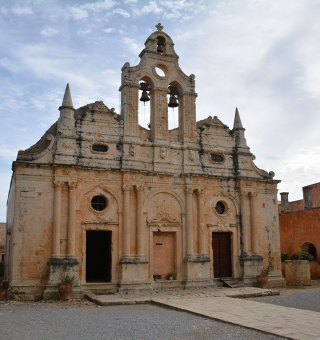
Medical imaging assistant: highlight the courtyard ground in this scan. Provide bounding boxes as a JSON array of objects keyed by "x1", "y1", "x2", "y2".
[{"x1": 1, "y1": 285, "x2": 320, "y2": 340}]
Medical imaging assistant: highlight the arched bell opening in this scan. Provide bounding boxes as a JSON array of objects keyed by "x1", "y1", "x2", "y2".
[
  {"x1": 156, "y1": 36, "x2": 166, "y2": 54},
  {"x1": 167, "y1": 81, "x2": 182, "y2": 130},
  {"x1": 138, "y1": 78, "x2": 153, "y2": 130}
]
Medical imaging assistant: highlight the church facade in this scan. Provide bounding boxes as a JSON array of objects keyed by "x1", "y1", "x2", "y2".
[{"x1": 5, "y1": 25, "x2": 284, "y2": 300}]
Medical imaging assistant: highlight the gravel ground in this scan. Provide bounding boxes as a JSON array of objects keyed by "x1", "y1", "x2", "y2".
[
  {"x1": 0, "y1": 302, "x2": 285, "y2": 340},
  {"x1": 248, "y1": 285, "x2": 320, "y2": 312}
]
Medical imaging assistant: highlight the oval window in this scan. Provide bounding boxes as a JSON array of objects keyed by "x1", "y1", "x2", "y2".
[
  {"x1": 91, "y1": 196, "x2": 107, "y2": 211},
  {"x1": 211, "y1": 154, "x2": 223, "y2": 163},
  {"x1": 92, "y1": 144, "x2": 108, "y2": 152},
  {"x1": 215, "y1": 201, "x2": 225, "y2": 215}
]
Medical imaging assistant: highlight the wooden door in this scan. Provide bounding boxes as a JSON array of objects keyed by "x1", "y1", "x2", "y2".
[
  {"x1": 153, "y1": 232, "x2": 175, "y2": 279},
  {"x1": 212, "y1": 232, "x2": 232, "y2": 277}
]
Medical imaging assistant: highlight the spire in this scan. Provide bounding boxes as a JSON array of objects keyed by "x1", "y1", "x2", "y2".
[
  {"x1": 233, "y1": 107, "x2": 244, "y2": 130},
  {"x1": 61, "y1": 83, "x2": 73, "y2": 108}
]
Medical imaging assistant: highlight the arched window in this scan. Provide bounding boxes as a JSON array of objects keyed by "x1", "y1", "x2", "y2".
[
  {"x1": 167, "y1": 83, "x2": 180, "y2": 130},
  {"x1": 157, "y1": 37, "x2": 165, "y2": 54}
]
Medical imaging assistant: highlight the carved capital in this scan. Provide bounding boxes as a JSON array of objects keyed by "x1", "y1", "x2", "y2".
[
  {"x1": 68, "y1": 182, "x2": 78, "y2": 189},
  {"x1": 135, "y1": 185, "x2": 144, "y2": 192},
  {"x1": 185, "y1": 188, "x2": 194, "y2": 195},
  {"x1": 197, "y1": 189, "x2": 205, "y2": 195},
  {"x1": 123, "y1": 185, "x2": 132, "y2": 191},
  {"x1": 249, "y1": 192, "x2": 258, "y2": 198},
  {"x1": 240, "y1": 191, "x2": 249, "y2": 199},
  {"x1": 54, "y1": 181, "x2": 64, "y2": 188}
]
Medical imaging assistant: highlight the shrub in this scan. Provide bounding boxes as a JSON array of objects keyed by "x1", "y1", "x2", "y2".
[
  {"x1": 260, "y1": 266, "x2": 271, "y2": 276},
  {"x1": 59, "y1": 273, "x2": 76, "y2": 284},
  {"x1": 281, "y1": 253, "x2": 290, "y2": 262},
  {"x1": 290, "y1": 254, "x2": 299, "y2": 260},
  {"x1": 300, "y1": 251, "x2": 314, "y2": 262}
]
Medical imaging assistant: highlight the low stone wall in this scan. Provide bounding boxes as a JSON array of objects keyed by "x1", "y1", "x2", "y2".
[{"x1": 285, "y1": 260, "x2": 311, "y2": 286}]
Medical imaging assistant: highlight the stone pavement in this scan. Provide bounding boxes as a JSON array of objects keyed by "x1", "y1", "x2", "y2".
[{"x1": 87, "y1": 287, "x2": 320, "y2": 340}]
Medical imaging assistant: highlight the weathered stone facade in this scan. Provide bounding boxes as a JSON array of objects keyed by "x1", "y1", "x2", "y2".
[{"x1": 5, "y1": 25, "x2": 283, "y2": 300}]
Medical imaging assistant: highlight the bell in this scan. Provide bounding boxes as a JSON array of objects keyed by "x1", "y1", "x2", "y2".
[
  {"x1": 140, "y1": 90, "x2": 150, "y2": 102},
  {"x1": 168, "y1": 95, "x2": 179, "y2": 108},
  {"x1": 157, "y1": 43, "x2": 163, "y2": 53}
]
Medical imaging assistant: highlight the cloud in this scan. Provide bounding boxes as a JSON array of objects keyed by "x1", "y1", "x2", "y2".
[
  {"x1": 41, "y1": 28, "x2": 59, "y2": 37},
  {"x1": 103, "y1": 28, "x2": 115, "y2": 33},
  {"x1": 133, "y1": 1, "x2": 163, "y2": 15},
  {"x1": 11, "y1": 6, "x2": 34, "y2": 16},
  {"x1": 122, "y1": 37, "x2": 142, "y2": 54},
  {"x1": 113, "y1": 8, "x2": 130, "y2": 18},
  {"x1": 69, "y1": 7, "x2": 89, "y2": 20},
  {"x1": 68, "y1": 0, "x2": 116, "y2": 19},
  {"x1": 77, "y1": 29, "x2": 92, "y2": 35}
]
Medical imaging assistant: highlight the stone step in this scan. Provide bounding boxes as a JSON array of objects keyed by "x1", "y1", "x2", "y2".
[{"x1": 220, "y1": 278, "x2": 247, "y2": 288}]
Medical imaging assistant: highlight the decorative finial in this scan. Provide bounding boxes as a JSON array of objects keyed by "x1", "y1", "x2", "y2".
[{"x1": 156, "y1": 23, "x2": 163, "y2": 32}]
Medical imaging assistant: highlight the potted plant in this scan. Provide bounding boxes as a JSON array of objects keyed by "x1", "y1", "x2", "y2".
[
  {"x1": 153, "y1": 274, "x2": 162, "y2": 282},
  {"x1": 58, "y1": 273, "x2": 76, "y2": 301},
  {"x1": 285, "y1": 246, "x2": 311, "y2": 286},
  {"x1": 0, "y1": 283, "x2": 6, "y2": 301},
  {"x1": 166, "y1": 274, "x2": 175, "y2": 281},
  {"x1": 256, "y1": 266, "x2": 271, "y2": 289}
]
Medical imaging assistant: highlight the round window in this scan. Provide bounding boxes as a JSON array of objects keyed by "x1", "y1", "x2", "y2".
[
  {"x1": 215, "y1": 201, "x2": 225, "y2": 215},
  {"x1": 91, "y1": 195, "x2": 107, "y2": 211}
]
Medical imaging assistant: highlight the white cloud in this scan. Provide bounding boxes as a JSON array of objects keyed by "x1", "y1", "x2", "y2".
[
  {"x1": 113, "y1": 8, "x2": 130, "y2": 18},
  {"x1": 103, "y1": 28, "x2": 115, "y2": 33},
  {"x1": 69, "y1": 7, "x2": 89, "y2": 20},
  {"x1": 122, "y1": 37, "x2": 142, "y2": 54},
  {"x1": 77, "y1": 29, "x2": 92, "y2": 35},
  {"x1": 102, "y1": 69, "x2": 115, "y2": 74},
  {"x1": 41, "y1": 28, "x2": 59, "y2": 37},
  {"x1": 134, "y1": 1, "x2": 163, "y2": 15},
  {"x1": 81, "y1": 0, "x2": 115, "y2": 12},
  {"x1": 11, "y1": 6, "x2": 34, "y2": 16}
]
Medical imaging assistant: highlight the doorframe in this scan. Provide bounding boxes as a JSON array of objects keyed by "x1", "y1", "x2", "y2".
[
  {"x1": 207, "y1": 224, "x2": 240, "y2": 278},
  {"x1": 80, "y1": 221, "x2": 119, "y2": 284},
  {"x1": 148, "y1": 224, "x2": 182, "y2": 281}
]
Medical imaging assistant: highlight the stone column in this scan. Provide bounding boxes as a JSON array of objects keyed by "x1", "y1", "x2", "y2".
[
  {"x1": 185, "y1": 188, "x2": 194, "y2": 257},
  {"x1": 136, "y1": 185, "x2": 144, "y2": 258},
  {"x1": 240, "y1": 192, "x2": 250, "y2": 254},
  {"x1": 67, "y1": 182, "x2": 78, "y2": 258},
  {"x1": 122, "y1": 185, "x2": 132, "y2": 258},
  {"x1": 250, "y1": 192, "x2": 259, "y2": 255},
  {"x1": 197, "y1": 189, "x2": 205, "y2": 256},
  {"x1": 280, "y1": 192, "x2": 290, "y2": 213},
  {"x1": 52, "y1": 181, "x2": 64, "y2": 257}
]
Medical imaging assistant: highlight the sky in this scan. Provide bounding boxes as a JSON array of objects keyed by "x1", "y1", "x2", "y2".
[{"x1": 0, "y1": 0, "x2": 320, "y2": 221}]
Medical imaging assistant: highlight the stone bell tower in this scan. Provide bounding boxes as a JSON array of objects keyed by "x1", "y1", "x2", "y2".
[{"x1": 120, "y1": 23, "x2": 197, "y2": 143}]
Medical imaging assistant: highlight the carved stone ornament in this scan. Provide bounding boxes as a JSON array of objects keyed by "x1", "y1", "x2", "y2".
[
  {"x1": 189, "y1": 150, "x2": 195, "y2": 161},
  {"x1": 129, "y1": 144, "x2": 136, "y2": 157},
  {"x1": 160, "y1": 147, "x2": 166, "y2": 159},
  {"x1": 147, "y1": 211, "x2": 181, "y2": 224},
  {"x1": 88, "y1": 101, "x2": 110, "y2": 111}
]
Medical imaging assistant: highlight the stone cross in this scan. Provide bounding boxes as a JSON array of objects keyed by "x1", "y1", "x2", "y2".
[{"x1": 156, "y1": 23, "x2": 163, "y2": 32}]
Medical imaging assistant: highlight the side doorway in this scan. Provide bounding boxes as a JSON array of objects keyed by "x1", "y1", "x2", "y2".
[{"x1": 212, "y1": 232, "x2": 232, "y2": 278}]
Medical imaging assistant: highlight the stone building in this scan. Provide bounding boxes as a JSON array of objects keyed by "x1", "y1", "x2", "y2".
[
  {"x1": 279, "y1": 184, "x2": 320, "y2": 277},
  {"x1": 5, "y1": 24, "x2": 283, "y2": 300}
]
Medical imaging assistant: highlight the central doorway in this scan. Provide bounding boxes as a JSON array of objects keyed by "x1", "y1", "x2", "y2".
[
  {"x1": 86, "y1": 230, "x2": 112, "y2": 283},
  {"x1": 153, "y1": 232, "x2": 175, "y2": 279},
  {"x1": 212, "y1": 232, "x2": 232, "y2": 277}
]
